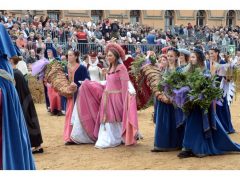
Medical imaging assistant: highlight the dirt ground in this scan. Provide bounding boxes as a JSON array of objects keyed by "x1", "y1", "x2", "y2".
[{"x1": 34, "y1": 97, "x2": 240, "y2": 170}]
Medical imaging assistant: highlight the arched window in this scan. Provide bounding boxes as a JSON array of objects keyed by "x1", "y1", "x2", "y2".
[
  {"x1": 165, "y1": 10, "x2": 174, "y2": 31},
  {"x1": 91, "y1": 10, "x2": 104, "y2": 24},
  {"x1": 130, "y1": 10, "x2": 141, "y2": 24},
  {"x1": 226, "y1": 10, "x2": 236, "y2": 27},
  {"x1": 47, "y1": 10, "x2": 60, "y2": 21},
  {"x1": 196, "y1": 10, "x2": 206, "y2": 27}
]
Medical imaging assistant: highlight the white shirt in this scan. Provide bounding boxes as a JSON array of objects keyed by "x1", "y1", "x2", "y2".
[
  {"x1": 88, "y1": 59, "x2": 103, "y2": 82},
  {"x1": 16, "y1": 60, "x2": 29, "y2": 76}
]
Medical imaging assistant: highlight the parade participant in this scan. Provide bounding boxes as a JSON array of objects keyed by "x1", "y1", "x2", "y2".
[
  {"x1": 209, "y1": 47, "x2": 235, "y2": 134},
  {"x1": 151, "y1": 47, "x2": 184, "y2": 152},
  {"x1": 70, "y1": 43, "x2": 139, "y2": 148},
  {"x1": 0, "y1": 23, "x2": 35, "y2": 170},
  {"x1": 64, "y1": 49, "x2": 90, "y2": 145},
  {"x1": 157, "y1": 54, "x2": 168, "y2": 70},
  {"x1": 178, "y1": 48, "x2": 240, "y2": 158},
  {"x1": 10, "y1": 56, "x2": 44, "y2": 154},
  {"x1": 44, "y1": 47, "x2": 62, "y2": 116},
  {"x1": 86, "y1": 51, "x2": 104, "y2": 82},
  {"x1": 177, "y1": 48, "x2": 190, "y2": 72}
]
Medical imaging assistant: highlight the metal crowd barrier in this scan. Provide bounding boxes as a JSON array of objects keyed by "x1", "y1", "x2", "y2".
[{"x1": 23, "y1": 42, "x2": 239, "y2": 58}]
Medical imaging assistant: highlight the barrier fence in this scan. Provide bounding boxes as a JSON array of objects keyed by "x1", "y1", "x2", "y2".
[{"x1": 22, "y1": 42, "x2": 239, "y2": 58}]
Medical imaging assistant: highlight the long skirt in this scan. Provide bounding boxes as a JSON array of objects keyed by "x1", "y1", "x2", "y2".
[
  {"x1": 216, "y1": 96, "x2": 235, "y2": 134},
  {"x1": 183, "y1": 106, "x2": 240, "y2": 157},
  {"x1": 153, "y1": 100, "x2": 184, "y2": 151}
]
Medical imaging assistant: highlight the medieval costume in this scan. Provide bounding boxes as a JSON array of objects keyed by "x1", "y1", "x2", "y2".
[
  {"x1": 70, "y1": 43, "x2": 139, "y2": 148},
  {"x1": 84, "y1": 51, "x2": 104, "y2": 82},
  {"x1": 64, "y1": 63, "x2": 90, "y2": 144},
  {"x1": 215, "y1": 58, "x2": 235, "y2": 134},
  {"x1": 0, "y1": 24, "x2": 35, "y2": 170},
  {"x1": 152, "y1": 48, "x2": 184, "y2": 152},
  {"x1": 179, "y1": 48, "x2": 240, "y2": 158},
  {"x1": 44, "y1": 47, "x2": 62, "y2": 115},
  {"x1": 13, "y1": 68, "x2": 43, "y2": 153}
]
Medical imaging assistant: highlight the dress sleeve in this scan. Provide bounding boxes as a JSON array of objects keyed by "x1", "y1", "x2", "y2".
[{"x1": 117, "y1": 64, "x2": 130, "y2": 102}]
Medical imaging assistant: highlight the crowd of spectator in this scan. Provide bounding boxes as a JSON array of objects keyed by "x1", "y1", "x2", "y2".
[{"x1": 1, "y1": 11, "x2": 240, "y2": 65}]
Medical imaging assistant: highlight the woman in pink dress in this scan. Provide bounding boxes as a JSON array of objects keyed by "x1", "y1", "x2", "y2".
[
  {"x1": 64, "y1": 49, "x2": 90, "y2": 145},
  {"x1": 71, "y1": 43, "x2": 139, "y2": 148}
]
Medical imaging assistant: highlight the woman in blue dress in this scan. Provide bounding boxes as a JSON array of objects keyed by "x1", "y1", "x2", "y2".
[
  {"x1": 209, "y1": 48, "x2": 235, "y2": 134},
  {"x1": 178, "y1": 48, "x2": 240, "y2": 158},
  {"x1": 151, "y1": 47, "x2": 184, "y2": 152},
  {"x1": 176, "y1": 48, "x2": 190, "y2": 72},
  {"x1": 0, "y1": 23, "x2": 35, "y2": 170}
]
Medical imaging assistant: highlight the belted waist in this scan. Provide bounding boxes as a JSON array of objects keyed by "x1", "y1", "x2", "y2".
[{"x1": 103, "y1": 90, "x2": 122, "y2": 94}]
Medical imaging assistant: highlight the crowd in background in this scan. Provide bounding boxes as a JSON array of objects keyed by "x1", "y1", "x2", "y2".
[{"x1": 1, "y1": 11, "x2": 240, "y2": 65}]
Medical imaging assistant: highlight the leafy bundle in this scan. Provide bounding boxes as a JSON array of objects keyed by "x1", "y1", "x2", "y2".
[{"x1": 158, "y1": 68, "x2": 223, "y2": 114}]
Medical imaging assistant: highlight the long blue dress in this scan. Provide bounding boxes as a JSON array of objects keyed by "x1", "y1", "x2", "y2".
[
  {"x1": 183, "y1": 105, "x2": 240, "y2": 157},
  {"x1": 0, "y1": 24, "x2": 35, "y2": 170},
  {"x1": 153, "y1": 100, "x2": 184, "y2": 151},
  {"x1": 153, "y1": 68, "x2": 185, "y2": 151},
  {"x1": 215, "y1": 59, "x2": 235, "y2": 134}
]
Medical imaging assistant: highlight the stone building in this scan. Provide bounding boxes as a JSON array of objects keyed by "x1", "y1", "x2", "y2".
[{"x1": 2, "y1": 10, "x2": 240, "y2": 29}]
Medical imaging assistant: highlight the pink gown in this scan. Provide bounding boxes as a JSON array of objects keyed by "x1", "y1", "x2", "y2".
[
  {"x1": 64, "y1": 64, "x2": 80, "y2": 142},
  {"x1": 75, "y1": 64, "x2": 138, "y2": 148},
  {"x1": 47, "y1": 85, "x2": 61, "y2": 113}
]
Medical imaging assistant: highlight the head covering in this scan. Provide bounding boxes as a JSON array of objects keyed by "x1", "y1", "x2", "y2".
[
  {"x1": 89, "y1": 51, "x2": 98, "y2": 58},
  {"x1": 44, "y1": 46, "x2": 58, "y2": 59},
  {"x1": 178, "y1": 48, "x2": 191, "y2": 56},
  {"x1": 193, "y1": 47, "x2": 205, "y2": 61},
  {"x1": 0, "y1": 23, "x2": 17, "y2": 75},
  {"x1": 105, "y1": 43, "x2": 125, "y2": 61},
  {"x1": 161, "y1": 46, "x2": 171, "y2": 54}
]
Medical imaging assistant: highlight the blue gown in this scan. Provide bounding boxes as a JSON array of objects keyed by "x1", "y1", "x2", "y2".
[
  {"x1": 183, "y1": 105, "x2": 240, "y2": 157},
  {"x1": 0, "y1": 24, "x2": 35, "y2": 170},
  {"x1": 153, "y1": 100, "x2": 184, "y2": 151},
  {"x1": 216, "y1": 59, "x2": 235, "y2": 134},
  {"x1": 153, "y1": 67, "x2": 185, "y2": 151}
]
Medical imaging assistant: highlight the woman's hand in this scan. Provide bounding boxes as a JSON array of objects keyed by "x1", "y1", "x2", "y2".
[
  {"x1": 101, "y1": 68, "x2": 108, "y2": 76},
  {"x1": 69, "y1": 82, "x2": 77, "y2": 91}
]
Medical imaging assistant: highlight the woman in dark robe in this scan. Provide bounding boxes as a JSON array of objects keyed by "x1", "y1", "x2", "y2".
[{"x1": 10, "y1": 57, "x2": 44, "y2": 154}]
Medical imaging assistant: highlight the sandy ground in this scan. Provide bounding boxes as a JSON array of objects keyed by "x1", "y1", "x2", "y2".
[{"x1": 34, "y1": 97, "x2": 240, "y2": 170}]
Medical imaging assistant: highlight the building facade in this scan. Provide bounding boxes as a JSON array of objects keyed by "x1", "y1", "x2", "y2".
[{"x1": 3, "y1": 10, "x2": 240, "y2": 29}]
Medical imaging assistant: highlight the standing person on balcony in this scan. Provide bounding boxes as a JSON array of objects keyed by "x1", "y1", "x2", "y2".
[
  {"x1": 26, "y1": 49, "x2": 37, "y2": 65},
  {"x1": 110, "y1": 19, "x2": 120, "y2": 39},
  {"x1": 36, "y1": 34, "x2": 46, "y2": 50},
  {"x1": 76, "y1": 25, "x2": 88, "y2": 55},
  {"x1": 147, "y1": 30, "x2": 156, "y2": 45},
  {"x1": 102, "y1": 18, "x2": 111, "y2": 37},
  {"x1": 94, "y1": 26, "x2": 103, "y2": 40},
  {"x1": 16, "y1": 32, "x2": 27, "y2": 49}
]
